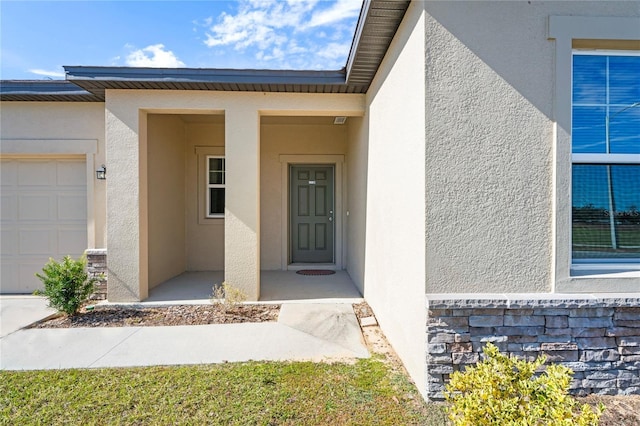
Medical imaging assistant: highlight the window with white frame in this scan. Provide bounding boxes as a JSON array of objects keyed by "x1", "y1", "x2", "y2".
[
  {"x1": 206, "y1": 156, "x2": 225, "y2": 217},
  {"x1": 571, "y1": 52, "x2": 640, "y2": 268}
]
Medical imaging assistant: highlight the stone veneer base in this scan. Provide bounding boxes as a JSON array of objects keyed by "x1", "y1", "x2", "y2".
[
  {"x1": 85, "y1": 249, "x2": 107, "y2": 300},
  {"x1": 426, "y1": 294, "x2": 640, "y2": 400}
]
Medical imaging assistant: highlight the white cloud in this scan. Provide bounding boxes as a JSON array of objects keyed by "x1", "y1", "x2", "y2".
[
  {"x1": 28, "y1": 68, "x2": 65, "y2": 78},
  {"x1": 126, "y1": 44, "x2": 185, "y2": 68},
  {"x1": 316, "y1": 42, "x2": 351, "y2": 60},
  {"x1": 306, "y1": 0, "x2": 361, "y2": 29},
  {"x1": 201, "y1": 0, "x2": 360, "y2": 69}
]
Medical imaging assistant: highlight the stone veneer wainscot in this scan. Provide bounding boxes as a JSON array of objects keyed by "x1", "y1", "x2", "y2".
[
  {"x1": 85, "y1": 249, "x2": 107, "y2": 300},
  {"x1": 426, "y1": 294, "x2": 640, "y2": 400}
]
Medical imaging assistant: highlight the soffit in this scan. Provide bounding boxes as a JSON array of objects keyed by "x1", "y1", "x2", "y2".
[
  {"x1": 63, "y1": 67, "x2": 363, "y2": 97},
  {"x1": 346, "y1": 0, "x2": 411, "y2": 85}
]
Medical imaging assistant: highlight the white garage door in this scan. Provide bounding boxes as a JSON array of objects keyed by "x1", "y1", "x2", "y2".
[{"x1": 1, "y1": 158, "x2": 88, "y2": 293}]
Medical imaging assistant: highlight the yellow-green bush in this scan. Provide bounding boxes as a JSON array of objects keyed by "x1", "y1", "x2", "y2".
[{"x1": 444, "y1": 343, "x2": 604, "y2": 425}]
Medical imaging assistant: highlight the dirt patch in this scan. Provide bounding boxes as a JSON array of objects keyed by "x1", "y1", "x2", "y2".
[
  {"x1": 30, "y1": 304, "x2": 280, "y2": 328},
  {"x1": 581, "y1": 394, "x2": 640, "y2": 426}
]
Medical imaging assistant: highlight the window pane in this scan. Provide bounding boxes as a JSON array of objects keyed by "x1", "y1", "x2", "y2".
[
  {"x1": 209, "y1": 158, "x2": 224, "y2": 171},
  {"x1": 209, "y1": 188, "x2": 225, "y2": 215},
  {"x1": 208, "y1": 158, "x2": 225, "y2": 184},
  {"x1": 609, "y1": 107, "x2": 640, "y2": 154},
  {"x1": 572, "y1": 106, "x2": 606, "y2": 153},
  {"x1": 573, "y1": 55, "x2": 606, "y2": 104},
  {"x1": 572, "y1": 165, "x2": 640, "y2": 260},
  {"x1": 609, "y1": 56, "x2": 640, "y2": 105},
  {"x1": 209, "y1": 171, "x2": 224, "y2": 185}
]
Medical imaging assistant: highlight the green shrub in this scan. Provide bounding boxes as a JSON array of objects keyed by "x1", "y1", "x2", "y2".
[
  {"x1": 444, "y1": 343, "x2": 604, "y2": 426},
  {"x1": 35, "y1": 255, "x2": 98, "y2": 315}
]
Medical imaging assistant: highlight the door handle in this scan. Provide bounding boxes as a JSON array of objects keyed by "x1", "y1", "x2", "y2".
[{"x1": 329, "y1": 217, "x2": 333, "y2": 222}]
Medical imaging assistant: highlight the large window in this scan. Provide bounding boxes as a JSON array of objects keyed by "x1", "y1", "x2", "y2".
[
  {"x1": 206, "y1": 156, "x2": 225, "y2": 217},
  {"x1": 571, "y1": 52, "x2": 640, "y2": 267}
]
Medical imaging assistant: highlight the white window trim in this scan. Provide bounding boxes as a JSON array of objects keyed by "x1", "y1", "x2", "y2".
[
  {"x1": 549, "y1": 16, "x2": 640, "y2": 292},
  {"x1": 206, "y1": 155, "x2": 225, "y2": 218},
  {"x1": 570, "y1": 51, "x2": 640, "y2": 268}
]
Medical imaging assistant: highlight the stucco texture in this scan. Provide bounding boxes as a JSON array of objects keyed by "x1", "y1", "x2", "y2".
[
  {"x1": 363, "y1": 1, "x2": 427, "y2": 398},
  {"x1": 423, "y1": 1, "x2": 639, "y2": 294}
]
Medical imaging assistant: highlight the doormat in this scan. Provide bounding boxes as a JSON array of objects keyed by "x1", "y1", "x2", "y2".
[{"x1": 296, "y1": 270, "x2": 336, "y2": 276}]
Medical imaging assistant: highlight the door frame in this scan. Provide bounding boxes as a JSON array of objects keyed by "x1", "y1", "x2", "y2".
[{"x1": 279, "y1": 154, "x2": 345, "y2": 270}]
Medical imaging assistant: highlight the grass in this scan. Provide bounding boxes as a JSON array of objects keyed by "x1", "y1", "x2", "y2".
[
  {"x1": 572, "y1": 224, "x2": 640, "y2": 248},
  {"x1": 0, "y1": 356, "x2": 447, "y2": 425}
]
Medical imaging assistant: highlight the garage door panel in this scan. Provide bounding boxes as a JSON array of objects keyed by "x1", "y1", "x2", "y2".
[
  {"x1": 57, "y1": 161, "x2": 86, "y2": 185},
  {"x1": 18, "y1": 194, "x2": 55, "y2": 221},
  {"x1": 57, "y1": 228, "x2": 87, "y2": 255},
  {"x1": 1, "y1": 228, "x2": 18, "y2": 255},
  {"x1": 1, "y1": 158, "x2": 87, "y2": 293},
  {"x1": 17, "y1": 161, "x2": 56, "y2": 186},
  {"x1": 1, "y1": 161, "x2": 18, "y2": 186},
  {"x1": 1, "y1": 262, "x2": 18, "y2": 293},
  {"x1": 1, "y1": 193, "x2": 18, "y2": 221},
  {"x1": 19, "y1": 229, "x2": 55, "y2": 255},
  {"x1": 19, "y1": 261, "x2": 47, "y2": 293},
  {"x1": 58, "y1": 194, "x2": 87, "y2": 220}
]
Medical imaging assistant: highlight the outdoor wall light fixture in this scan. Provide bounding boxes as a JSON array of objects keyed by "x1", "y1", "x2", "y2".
[{"x1": 96, "y1": 165, "x2": 106, "y2": 180}]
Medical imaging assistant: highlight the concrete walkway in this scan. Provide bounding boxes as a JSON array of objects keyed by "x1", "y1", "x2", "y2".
[
  {"x1": 0, "y1": 296, "x2": 56, "y2": 338},
  {"x1": 0, "y1": 301, "x2": 369, "y2": 370}
]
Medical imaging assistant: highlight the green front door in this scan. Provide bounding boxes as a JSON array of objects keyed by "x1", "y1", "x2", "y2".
[{"x1": 290, "y1": 165, "x2": 334, "y2": 263}]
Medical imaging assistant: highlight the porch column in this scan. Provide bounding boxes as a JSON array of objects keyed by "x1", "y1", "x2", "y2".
[
  {"x1": 104, "y1": 103, "x2": 148, "y2": 302},
  {"x1": 224, "y1": 108, "x2": 260, "y2": 300}
]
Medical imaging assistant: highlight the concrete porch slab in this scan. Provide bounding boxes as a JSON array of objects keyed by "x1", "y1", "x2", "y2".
[
  {"x1": 260, "y1": 271, "x2": 363, "y2": 303},
  {"x1": 124, "y1": 270, "x2": 363, "y2": 306},
  {"x1": 144, "y1": 271, "x2": 222, "y2": 304}
]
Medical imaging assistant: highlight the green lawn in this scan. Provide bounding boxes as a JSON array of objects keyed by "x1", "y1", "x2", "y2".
[
  {"x1": 0, "y1": 357, "x2": 447, "y2": 425},
  {"x1": 572, "y1": 224, "x2": 640, "y2": 249}
]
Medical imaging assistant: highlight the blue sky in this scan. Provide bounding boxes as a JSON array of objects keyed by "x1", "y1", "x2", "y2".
[{"x1": 1, "y1": 0, "x2": 362, "y2": 80}]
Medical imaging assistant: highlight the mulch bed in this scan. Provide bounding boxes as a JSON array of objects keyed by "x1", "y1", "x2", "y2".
[
  {"x1": 30, "y1": 304, "x2": 281, "y2": 328},
  {"x1": 31, "y1": 302, "x2": 374, "y2": 329}
]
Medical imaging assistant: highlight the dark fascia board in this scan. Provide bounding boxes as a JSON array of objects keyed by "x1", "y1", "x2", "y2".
[
  {"x1": 64, "y1": 66, "x2": 346, "y2": 85},
  {"x1": 0, "y1": 80, "x2": 103, "y2": 102},
  {"x1": 345, "y1": 0, "x2": 372, "y2": 78},
  {"x1": 63, "y1": 66, "x2": 354, "y2": 96}
]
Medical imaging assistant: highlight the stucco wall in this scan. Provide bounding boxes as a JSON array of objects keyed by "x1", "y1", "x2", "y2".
[
  {"x1": 105, "y1": 90, "x2": 363, "y2": 301},
  {"x1": 363, "y1": 1, "x2": 427, "y2": 398},
  {"x1": 185, "y1": 120, "x2": 225, "y2": 271},
  {"x1": 260, "y1": 121, "x2": 348, "y2": 270},
  {"x1": 0, "y1": 102, "x2": 106, "y2": 248},
  {"x1": 147, "y1": 114, "x2": 186, "y2": 288},
  {"x1": 422, "y1": 1, "x2": 640, "y2": 294},
  {"x1": 346, "y1": 116, "x2": 368, "y2": 294}
]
